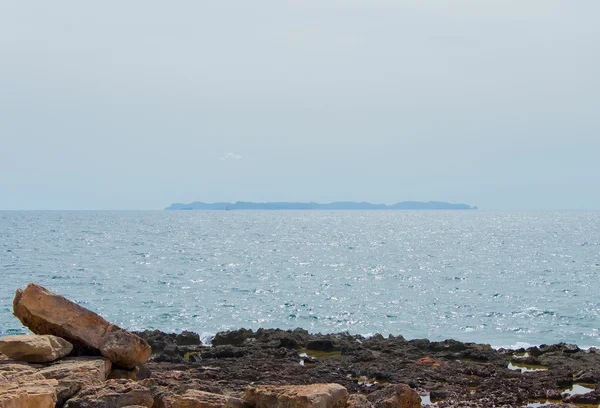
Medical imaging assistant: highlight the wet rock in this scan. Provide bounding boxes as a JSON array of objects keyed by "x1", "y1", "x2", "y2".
[
  {"x1": 64, "y1": 379, "x2": 153, "y2": 408},
  {"x1": 133, "y1": 330, "x2": 177, "y2": 354},
  {"x1": 305, "y1": 339, "x2": 337, "y2": 352},
  {"x1": 13, "y1": 283, "x2": 151, "y2": 369},
  {"x1": 0, "y1": 377, "x2": 58, "y2": 408},
  {"x1": 212, "y1": 329, "x2": 254, "y2": 346},
  {"x1": 366, "y1": 384, "x2": 421, "y2": 408},
  {"x1": 161, "y1": 389, "x2": 244, "y2": 408},
  {"x1": 429, "y1": 340, "x2": 468, "y2": 353},
  {"x1": 176, "y1": 331, "x2": 201, "y2": 346},
  {"x1": 564, "y1": 390, "x2": 599, "y2": 405},
  {"x1": 0, "y1": 334, "x2": 73, "y2": 363},
  {"x1": 244, "y1": 384, "x2": 349, "y2": 408},
  {"x1": 347, "y1": 394, "x2": 375, "y2": 408},
  {"x1": 200, "y1": 346, "x2": 246, "y2": 359},
  {"x1": 278, "y1": 337, "x2": 300, "y2": 349}
]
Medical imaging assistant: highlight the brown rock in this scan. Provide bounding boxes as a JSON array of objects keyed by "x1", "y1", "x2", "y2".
[
  {"x1": 13, "y1": 283, "x2": 151, "y2": 369},
  {"x1": 366, "y1": 384, "x2": 421, "y2": 408},
  {"x1": 0, "y1": 377, "x2": 58, "y2": 408},
  {"x1": 64, "y1": 379, "x2": 153, "y2": 408},
  {"x1": 0, "y1": 334, "x2": 73, "y2": 363},
  {"x1": 347, "y1": 394, "x2": 374, "y2": 408},
  {"x1": 244, "y1": 384, "x2": 349, "y2": 408},
  {"x1": 0, "y1": 356, "x2": 111, "y2": 407},
  {"x1": 39, "y1": 357, "x2": 112, "y2": 406},
  {"x1": 109, "y1": 367, "x2": 140, "y2": 381},
  {"x1": 162, "y1": 389, "x2": 244, "y2": 408},
  {"x1": 415, "y1": 357, "x2": 441, "y2": 367}
]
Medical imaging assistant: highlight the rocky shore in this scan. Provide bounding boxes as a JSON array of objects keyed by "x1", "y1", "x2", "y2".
[{"x1": 1, "y1": 283, "x2": 599, "y2": 407}]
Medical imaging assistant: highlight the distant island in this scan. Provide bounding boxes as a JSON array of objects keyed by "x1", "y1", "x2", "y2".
[{"x1": 165, "y1": 201, "x2": 478, "y2": 210}]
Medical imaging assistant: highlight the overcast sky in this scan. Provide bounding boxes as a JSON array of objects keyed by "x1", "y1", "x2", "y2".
[{"x1": 1, "y1": 1, "x2": 599, "y2": 210}]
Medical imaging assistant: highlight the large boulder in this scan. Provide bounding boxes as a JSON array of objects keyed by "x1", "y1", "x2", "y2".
[
  {"x1": 64, "y1": 379, "x2": 153, "y2": 408},
  {"x1": 13, "y1": 283, "x2": 151, "y2": 369},
  {"x1": 161, "y1": 389, "x2": 244, "y2": 408},
  {"x1": 366, "y1": 384, "x2": 421, "y2": 408},
  {"x1": 0, "y1": 334, "x2": 73, "y2": 363},
  {"x1": 244, "y1": 384, "x2": 348, "y2": 408}
]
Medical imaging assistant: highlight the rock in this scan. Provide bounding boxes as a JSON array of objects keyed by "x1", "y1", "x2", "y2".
[
  {"x1": 109, "y1": 367, "x2": 140, "y2": 381},
  {"x1": 212, "y1": 329, "x2": 253, "y2": 346},
  {"x1": 0, "y1": 334, "x2": 73, "y2": 363},
  {"x1": 176, "y1": 331, "x2": 201, "y2": 346},
  {"x1": 64, "y1": 379, "x2": 153, "y2": 408},
  {"x1": 305, "y1": 339, "x2": 337, "y2": 352},
  {"x1": 0, "y1": 377, "x2": 58, "y2": 408},
  {"x1": 366, "y1": 384, "x2": 421, "y2": 408},
  {"x1": 13, "y1": 283, "x2": 151, "y2": 369},
  {"x1": 347, "y1": 394, "x2": 375, "y2": 408},
  {"x1": 244, "y1": 383, "x2": 349, "y2": 408},
  {"x1": 200, "y1": 346, "x2": 246, "y2": 359},
  {"x1": 133, "y1": 330, "x2": 177, "y2": 354},
  {"x1": 109, "y1": 365, "x2": 151, "y2": 381},
  {"x1": 161, "y1": 389, "x2": 244, "y2": 408},
  {"x1": 0, "y1": 356, "x2": 112, "y2": 406}
]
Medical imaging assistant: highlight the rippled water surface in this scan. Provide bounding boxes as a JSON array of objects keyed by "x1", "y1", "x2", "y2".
[{"x1": 1, "y1": 210, "x2": 599, "y2": 347}]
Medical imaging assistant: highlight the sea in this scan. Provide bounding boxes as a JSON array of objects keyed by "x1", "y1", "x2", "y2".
[{"x1": 1, "y1": 210, "x2": 599, "y2": 349}]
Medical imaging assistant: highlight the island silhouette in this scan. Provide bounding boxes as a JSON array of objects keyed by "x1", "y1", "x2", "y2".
[{"x1": 165, "y1": 201, "x2": 478, "y2": 210}]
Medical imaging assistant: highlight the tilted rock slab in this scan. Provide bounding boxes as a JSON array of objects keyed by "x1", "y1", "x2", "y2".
[
  {"x1": 0, "y1": 334, "x2": 73, "y2": 363},
  {"x1": 244, "y1": 384, "x2": 349, "y2": 408},
  {"x1": 13, "y1": 283, "x2": 151, "y2": 369}
]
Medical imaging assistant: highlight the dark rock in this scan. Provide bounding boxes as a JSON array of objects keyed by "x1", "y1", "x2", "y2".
[
  {"x1": 212, "y1": 329, "x2": 254, "y2": 346},
  {"x1": 201, "y1": 346, "x2": 246, "y2": 359},
  {"x1": 564, "y1": 390, "x2": 599, "y2": 405},
  {"x1": 306, "y1": 339, "x2": 337, "y2": 352},
  {"x1": 133, "y1": 330, "x2": 177, "y2": 354},
  {"x1": 176, "y1": 331, "x2": 201, "y2": 346}
]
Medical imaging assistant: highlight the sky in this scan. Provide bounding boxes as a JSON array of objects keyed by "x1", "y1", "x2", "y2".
[{"x1": 1, "y1": 1, "x2": 599, "y2": 210}]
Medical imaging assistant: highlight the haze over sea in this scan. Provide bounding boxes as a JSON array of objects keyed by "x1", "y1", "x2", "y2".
[{"x1": 1, "y1": 210, "x2": 599, "y2": 349}]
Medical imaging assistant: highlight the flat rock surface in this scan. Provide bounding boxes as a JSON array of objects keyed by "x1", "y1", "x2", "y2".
[
  {"x1": 0, "y1": 356, "x2": 112, "y2": 407},
  {"x1": 63, "y1": 379, "x2": 153, "y2": 408},
  {"x1": 0, "y1": 377, "x2": 58, "y2": 408},
  {"x1": 244, "y1": 384, "x2": 349, "y2": 408},
  {"x1": 0, "y1": 334, "x2": 73, "y2": 363}
]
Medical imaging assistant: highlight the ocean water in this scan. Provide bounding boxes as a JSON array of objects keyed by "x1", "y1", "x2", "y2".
[{"x1": 1, "y1": 210, "x2": 599, "y2": 349}]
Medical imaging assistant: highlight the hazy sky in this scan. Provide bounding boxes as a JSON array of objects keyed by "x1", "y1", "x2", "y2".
[{"x1": 1, "y1": 1, "x2": 599, "y2": 210}]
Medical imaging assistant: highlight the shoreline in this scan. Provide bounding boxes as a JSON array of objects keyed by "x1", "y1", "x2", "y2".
[
  {"x1": 129, "y1": 327, "x2": 600, "y2": 407},
  {"x1": 5, "y1": 325, "x2": 600, "y2": 352}
]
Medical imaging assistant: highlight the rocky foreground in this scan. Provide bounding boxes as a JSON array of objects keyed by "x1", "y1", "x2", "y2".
[{"x1": 1, "y1": 284, "x2": 599, "y2": 408}]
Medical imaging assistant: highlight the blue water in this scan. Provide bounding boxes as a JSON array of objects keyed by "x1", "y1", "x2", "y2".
[{"x1": 1, "y1": 210, "x2": 599, "y2": 348}]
